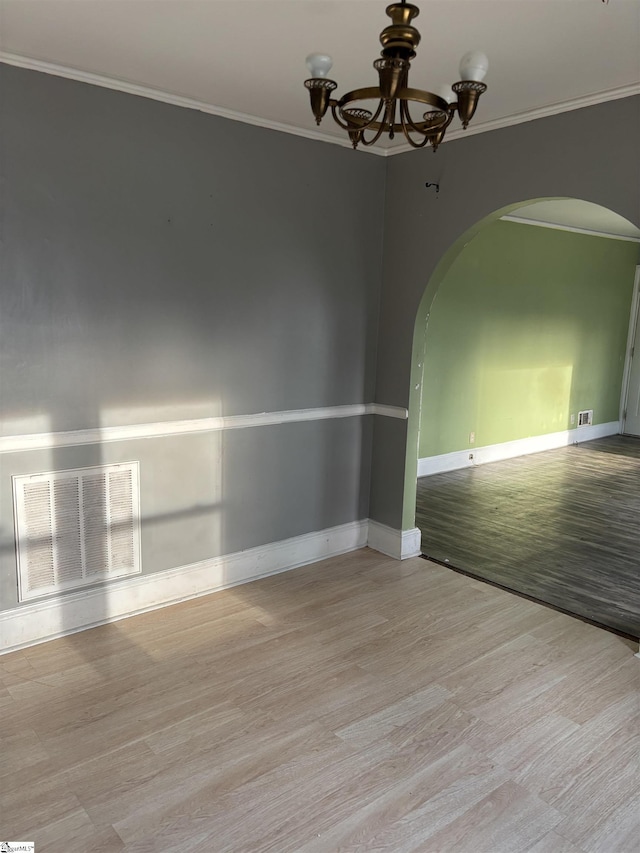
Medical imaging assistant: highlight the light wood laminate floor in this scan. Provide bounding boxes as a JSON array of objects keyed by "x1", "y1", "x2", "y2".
[
  {"x1": 416, "y1": 436, "x2": 640, "y2": 639},
  {"x1": 2, "y1": 549, "x2": 639, "y2": 852}
]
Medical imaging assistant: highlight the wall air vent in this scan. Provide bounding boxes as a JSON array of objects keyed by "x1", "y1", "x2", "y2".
[
  {"x1": 578, "y1": 410, "x2": 593, "y2": 426},
  {"x1": 13, "y1": 462, "x2": 141, "y2": 602}
]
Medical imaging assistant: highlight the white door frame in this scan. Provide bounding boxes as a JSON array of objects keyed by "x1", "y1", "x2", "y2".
[{"x1": 620, "y1": 265, "x2": 640, "y2": 433}]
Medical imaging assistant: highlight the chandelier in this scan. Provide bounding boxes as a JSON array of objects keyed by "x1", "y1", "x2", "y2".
[{"x1": 304, "y1": 1, "x2": 488, "y2": 150}]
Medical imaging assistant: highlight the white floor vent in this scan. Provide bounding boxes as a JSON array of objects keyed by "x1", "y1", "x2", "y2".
[
  {"x1": 578, "y1": 410, "x2": 594, "y2": 426},
  {"x1": 13, "y1": 462, "x2": 141, "y2": 602}
]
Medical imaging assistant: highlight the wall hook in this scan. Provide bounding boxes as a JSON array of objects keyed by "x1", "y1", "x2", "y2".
[{"x1": 425, "y1": 182, "x2": 440, "y2": 194}]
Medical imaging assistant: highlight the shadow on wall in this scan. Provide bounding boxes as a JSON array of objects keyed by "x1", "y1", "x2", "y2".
[{"x1": 0, "y1": 395, "x2": 226, "y2": 666}]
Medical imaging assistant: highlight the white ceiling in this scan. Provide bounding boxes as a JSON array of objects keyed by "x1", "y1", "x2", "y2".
[
  {"x1": 504, "y1": 200, "x2": 640, "y2": 240},
  {"x1": 1, "y1": 0, "x2": 639, "y2": 153}
]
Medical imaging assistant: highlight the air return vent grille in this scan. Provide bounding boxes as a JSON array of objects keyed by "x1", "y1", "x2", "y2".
[{"x1": 13, "y1": 462, "x2": 141, "y2": 601}]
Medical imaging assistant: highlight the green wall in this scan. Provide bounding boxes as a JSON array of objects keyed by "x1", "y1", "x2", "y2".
[{"x1": 419, "y1": 220, "x2": 638, "y2": 458}]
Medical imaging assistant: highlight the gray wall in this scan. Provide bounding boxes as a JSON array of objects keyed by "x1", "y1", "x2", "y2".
[
  {"x1": 2, "y1": 62, "x2": 638, "y2": 610},
  {"x1": 0, "y1": 64, "x2": 385, "y2": 610},
  {"x1": 370, "y1": 96, "x2": 640, "y2": 528}
]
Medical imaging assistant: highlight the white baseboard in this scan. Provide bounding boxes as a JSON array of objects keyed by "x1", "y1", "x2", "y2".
[
  {"x1": 418, "y1": 421, "x2": 620, "y2": 477},
  {"x1": 0, "y1": 515, "x2": 429, "y2": 653},
  {"x1": 368, "y1": 521, "x2": 422, "y2": 560},
  {"x1": 0, "y1": 520, "x2": 368, "y2": 654}
]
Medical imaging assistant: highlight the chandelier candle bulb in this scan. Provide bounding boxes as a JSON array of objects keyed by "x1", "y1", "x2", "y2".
[
  {"x1": 303, "y1": 2, "x2": 488, "y2": 150},
  {"x1": 459, "y1": 51, "x2": 489, "y2": 83},
  {"x1": 305, "y1": 53, "x2": 334, "y2": 78},
  {"x1": 438, "y1": 85, "x2": 455, "y2": 104}
]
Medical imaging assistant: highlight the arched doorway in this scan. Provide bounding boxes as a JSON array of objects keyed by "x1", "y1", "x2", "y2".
[{"x1": 406, "y1": 198, "x2": 640, "y2": 637}]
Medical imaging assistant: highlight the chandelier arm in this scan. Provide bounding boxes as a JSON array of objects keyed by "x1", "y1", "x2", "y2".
[
  {"x1": 396, "y1": 87, "x2": 449, "y2": 112},
  {"x1": 361, "y1": 98, "x2": 386, "y2": 129},
  {"x1": 402, "y1": 126, "x2": 433, "y2": 148},
  {"x1": 399, "y1": 98, "x2": 427, "y2": 135},
  {"x1": 397, "y1": 97, "x2": 448, "y2": 141},
  {"x1": 398, "y1": 99, "x2": 432, "y2": 147},
  {"x1": 338, "y1": 86, "x2": 385, "y2": 108},
  {"x1": 360, "y1": 113, "x2": 393, "y2": 147},
  {"x1": 384, "y1": 99, "x2": 399, "y2": 136},
  {"x1": 340, "y1": 86, "x2": 447, "y2": 127}
]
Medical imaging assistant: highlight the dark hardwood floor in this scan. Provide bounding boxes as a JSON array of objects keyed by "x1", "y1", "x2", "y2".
[{"x1": 416, "y1": 435, "x2": 640, "y2": 639}]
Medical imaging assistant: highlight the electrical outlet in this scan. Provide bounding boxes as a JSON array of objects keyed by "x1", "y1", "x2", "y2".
[
  {"x1": 570, "y1": 413, "x2": 575, "y2": 425},
  {"x1": 469, "y1": 431, "x2": 475, "y2": 444}
]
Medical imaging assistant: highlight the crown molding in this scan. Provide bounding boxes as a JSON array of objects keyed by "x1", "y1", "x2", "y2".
[
  {"x1": 0, "y1": 52, "x2": 386, "y2": 156},
  {"x1": 500, "y1": 215, "x2": 640, "y2": 243},
  {"x1": 385, "y1": 82, "x2": 640, "y2": 156},
  {"x1": 2, "y1": 52, "x2": 638, "y2": 158}
]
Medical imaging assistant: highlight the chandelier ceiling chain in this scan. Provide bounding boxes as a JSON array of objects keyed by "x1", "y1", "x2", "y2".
[{"x1": 304, "y1": 1, "x2": 488, "y2": 151}]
